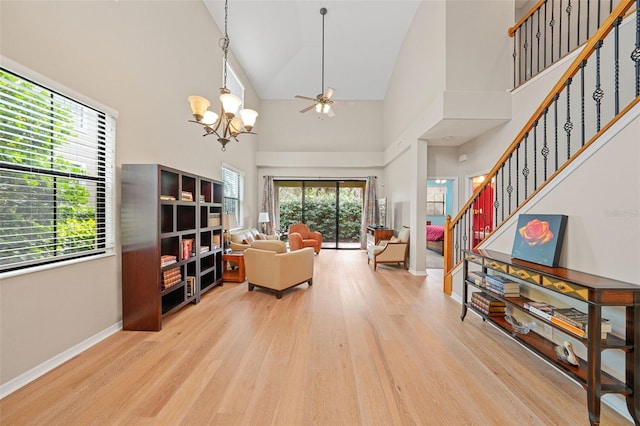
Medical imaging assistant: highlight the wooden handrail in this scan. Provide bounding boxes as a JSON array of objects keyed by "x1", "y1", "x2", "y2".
[
  {"x1": 445, "y1": 0, "x2": 637, "y2": 283},
  {"x1": 508, "y1": 0, "x2": 545, "y2": 37},
  {"x1": 450, "y1": 0, "x2": 635, "y2": 228}
]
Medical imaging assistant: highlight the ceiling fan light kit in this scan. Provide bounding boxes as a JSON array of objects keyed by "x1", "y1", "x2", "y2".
[
  {"x1": 295, "y1": 7, "x2": 345, "y2": 118},
  {"x1": 187, "y1": 0, "x2": 258, "y2": 151}
]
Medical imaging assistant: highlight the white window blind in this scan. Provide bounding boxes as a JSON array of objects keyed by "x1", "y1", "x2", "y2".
[
  {"x1": 0, "y1": 67, "x2": 115, "y2": 273},
  {"x1": 222, "y1": 165, "x2": 243, "y2": 226}
]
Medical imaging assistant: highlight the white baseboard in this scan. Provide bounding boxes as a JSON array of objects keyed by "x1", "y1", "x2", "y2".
[{"x1": 0, "y1": 322, "x2": 122, "y2": 400}]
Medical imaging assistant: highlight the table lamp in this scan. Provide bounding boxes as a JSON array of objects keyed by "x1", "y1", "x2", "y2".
[{"x1": 258, "y1": 212, "x2": 270, "y2": 234}]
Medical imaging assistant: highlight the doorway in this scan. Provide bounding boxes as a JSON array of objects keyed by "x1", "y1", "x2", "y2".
[{"x1": 276, "y1": 180, "x2": 365, "y2": 249}]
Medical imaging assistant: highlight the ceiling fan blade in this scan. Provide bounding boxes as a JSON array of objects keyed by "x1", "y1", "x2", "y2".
[
  {"x1": 331, "y1": 100, "x2": 353, "y2": 107},
  {"x1": 323, "y1": 87, "x2": 335, "y2": 99},
  {"x1": 295, "y1": 95, "x2": 317, "y2": 101},
  {"x1": 300, "y1": 104, "x2": 316, "y2": 113}
]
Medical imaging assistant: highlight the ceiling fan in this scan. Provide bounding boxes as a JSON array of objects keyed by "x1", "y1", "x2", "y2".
[{"x1": 295, "y1": 7, "x2": 346, "y2": 117}]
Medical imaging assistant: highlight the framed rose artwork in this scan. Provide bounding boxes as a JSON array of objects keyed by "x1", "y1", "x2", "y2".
[{"x1": 511, "y1": 214, "x2": 568, "y2": 267}]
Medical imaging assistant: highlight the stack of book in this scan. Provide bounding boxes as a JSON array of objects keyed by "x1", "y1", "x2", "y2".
[
  {"x1": 162, "y1": 267, "x2": 182, "y2": 290},
  {"x1": 524, "y1": 301, "x2": 611, "y2": 339},
  {"x1": 186, "y1": 276, "x2": 196, "y2": 297},
  {"x1": 180, "y1": 191, "x2": 193, "y2": 201},
  {"x1": 160, "y1": 254, "x2": 177, "y2": 267},
  {"x1": 160, "y1": 194, "x2": 176, "y2": 201},
  {"x1": 208, "y1": 212, "x2": 221, "y2": 227},
  {"x1": 470, "y1": 292, "x2": 506, "y2": 317},
  {"x1": 467, "y1": 271, "x2": 488, "y2": 287},
  {"x1": 484, "y1": 274, "x2": 520, "y2": 297}
]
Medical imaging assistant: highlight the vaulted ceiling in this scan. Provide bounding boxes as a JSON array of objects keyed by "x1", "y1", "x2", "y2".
[{"x1": 203, "y1": 1, "x2": 421, "y2": 102}]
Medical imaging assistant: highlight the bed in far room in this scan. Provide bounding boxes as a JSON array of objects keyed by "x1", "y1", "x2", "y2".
[{"x1": 426, "y1": 222, "x2": 445, "y2": 255}]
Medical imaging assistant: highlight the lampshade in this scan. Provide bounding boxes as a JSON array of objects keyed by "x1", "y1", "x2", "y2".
[
  {"x1": 188, "y1": 95, "x2": 211, "y2": 121},
  {"x1": 223, "y1": 213, "x2": 238, "y2": 230},
  {"x1": 220, "y1": 92, "x2": 241, "y2": 116},
  {"x1": 258, "y1": 212, "x2": 269, "y2": 223},
  {"x1": 239, "y1": 109, "x2": 258, "y2": 131},
  {"x1": 202, "y1": 110, "x2": 219, "y2": 126},
  {"x1": 229, "y1": 116, "x2": 243, "y2": 136}
]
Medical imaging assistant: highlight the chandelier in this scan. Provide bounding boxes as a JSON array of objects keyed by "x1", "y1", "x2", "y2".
[{"x1": 188, "y1": 0, "x2": 258, "y2": 151}]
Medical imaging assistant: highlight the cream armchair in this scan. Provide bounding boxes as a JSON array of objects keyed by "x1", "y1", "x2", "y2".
[
  {"x1": 244, "y1": 241, "x2": 314, "y2": 299},
  {"x1": 229, "y1": 227, "x2": 279, "y2": 251},
  {"x1": 367, "y1": 226, "x2": 410, "y2": 271}
]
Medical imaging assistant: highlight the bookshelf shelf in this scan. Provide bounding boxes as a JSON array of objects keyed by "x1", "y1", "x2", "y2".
[
  {"x1": 122, "y1": 164, "x2": 224, "y2": 331},
  {"x1": 462, "y1": 248, "x2": 640, "y2": 425}
]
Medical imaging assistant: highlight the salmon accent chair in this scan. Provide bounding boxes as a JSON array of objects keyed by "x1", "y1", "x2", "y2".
[
  {"x1": 288, "y1": 223, "x2": 322, "y2": 254},
  {"x1": 244, "y1": 240, "x2": 314, "y2": 299},
  {"x1": 367, "y1": 226, "x2": 410, "y2": 271},
  {"x1": 288, "y1": 232, "x2": 304, "y2": 251}
]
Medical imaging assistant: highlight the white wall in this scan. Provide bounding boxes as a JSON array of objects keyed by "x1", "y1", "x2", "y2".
[{"x1": 0, "y1": 0, "x2": 260, "y2": 387}]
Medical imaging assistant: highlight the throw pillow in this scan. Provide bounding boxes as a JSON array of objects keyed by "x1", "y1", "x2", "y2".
[
  {"x1": 245, "y1": 234, "x2": 255, "y2": 244},
  {"x1": 390, "y1": 236, "x2": 399, "y2": 242},
  {"x1": 255, "y1": 233, "x2": 265, "y2": 240}
]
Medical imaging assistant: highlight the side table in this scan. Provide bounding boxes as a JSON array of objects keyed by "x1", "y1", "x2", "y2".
[{"x1": 222, "y1": 251, "x2": 245, "y2": 283}]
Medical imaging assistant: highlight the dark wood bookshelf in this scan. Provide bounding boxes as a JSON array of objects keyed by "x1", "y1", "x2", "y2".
[
  {"x1": 462, "y1": 249, "x2": 639, "y2": 426},
  {"x1": 121, "y1": 164, "x2": 224, "y2": 331}
]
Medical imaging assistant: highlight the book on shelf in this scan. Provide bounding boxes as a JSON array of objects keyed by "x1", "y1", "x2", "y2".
[
  {"x1": 471, "y1": 291, "x2": 506, "y2": 306},
  {"x1": 186, "y1": 276, "x2": 196, "y2": 297},
  {"x1": 471, "y1": 301, "x2": 505, "y2": 316},
  {"x1": 467, "y1": 271, "x2": 488, "y2": 286},
  {"x1": 484, "y1": 285, "x2": 520, "y2": 298},
  {"x1": 162, "y1": 267, "x2": 182, "y2": 290},
  {"x1": 199, "y1": 194, "x2": 205, "y2": 202},
  {"x1": 160, "y1": 254, "x2": 177, "y2": 267},
  {"x1": 524, "y1": 301, "x2": 609, "y2": 339},
  {"x1": 180, "y1": 191, "x2": 193, "y2": 201},
  {"x1": 200, "y1": 246, "x2": 210, "y2": 253},
  {"x1": 160, "y1": 194, "x2": 176, "y2": 201},
  {"x1": 208, "y1": 212, "x2": 221, "y2": 227},
  {"x1": 485, "y1": 275, "x2": 520, "y2": 291},
  {"x1": 181, "y1": 239, "x2": 194, "y2": 260},
  {"x1": 551, "y1": 307, "x2": 611, "y2": 332}
]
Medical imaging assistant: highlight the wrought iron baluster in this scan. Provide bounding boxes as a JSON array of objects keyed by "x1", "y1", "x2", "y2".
[
  {"x1": 501, "y1": 163, "x2": 505, "y2": 221},
  {"x1": 587, "y1": 0, "x2": 591, "y2": 39},
  {"x1": 542, "y1": 108, "x2": 549, "y2": 180},
  {"x1": 513, "y1": 30, "x2": 518, "y2": 87},
  {"x1": 507, "y1": 154, "x2": 513, "y2": 215},
  {"x1": 544, "y1": 1, "x2": 549, "y2": 67},
  {"x1": 533, "y1": 121, "x2": 538, "y2": 190},
  {"x1": 524, "y1": 22, "x2": 529, "y2": 80},
  {"x1": 553, "y1": 93, "x2": 559, "y2": 171},
  {"x1": 515, "y1": 143, "x2": 520, "y2": 206},
  {"x1": 550, "y1": 0, "x2": 556, "y2": 62},
  {"x1": 614, "y1": 17, "x2": 622, "y2": 116},
  {"x1": 577, "y1": 0, "x2": 581, "y2": 47},
  {"x1": 559, "y1": 0, "x2": 563, "y2": 58},
  {"x1": 530, "y1": 17, "x2": 534, "y2": 78},
  {"x1": 537, "y1": 9, "x2": 542, "y2": 74},
  {"x1": 565, "y1": 78, "x2": 573, "y2": 159},
  {"x1": 581, "y1": 60, "x2": 587, "y2": 147},
  {"x1": 494, "y1": 167, "x2": 500, "y2": 226},
  {"x1": 593, "y1": 40, "x2": 604, "y2": 132},
  {"x1": 566, "y1": 0, "x2": 572, "y2": 54},
  {"x1": 635, "y1": 0, "x2": 640, "y2": 97},
  {"x1": 523, "y1": 134, "x2": 529, "y2": 199}
]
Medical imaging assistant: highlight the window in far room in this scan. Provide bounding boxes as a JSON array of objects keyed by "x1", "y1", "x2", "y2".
[
  {"x1": 426, "y1": 185, "x2": 447, "y2": 216},
  {"x1": 222, "y1": 165, "x2": 244, "y2": 226}
]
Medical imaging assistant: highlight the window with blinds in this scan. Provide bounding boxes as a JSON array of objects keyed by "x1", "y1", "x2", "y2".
[
  {"x1": 222, "y1": 165, "x2": 243, "y2": 227},
  {"x1": 0, "y1": 67, "x2": 115, "y2": 273}
]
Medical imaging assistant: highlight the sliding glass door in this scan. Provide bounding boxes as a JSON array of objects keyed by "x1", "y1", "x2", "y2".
[{"x1": 276, "y1": 180, "x2": 364, "y2": 249}]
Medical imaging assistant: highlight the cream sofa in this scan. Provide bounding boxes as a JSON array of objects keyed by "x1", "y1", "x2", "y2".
[
  {"x1": 229, "y1": 227, "x2": 279, "y2": 251},
  {"x1": 244, "y1": 240, "x2": 314, "y2": 299}
]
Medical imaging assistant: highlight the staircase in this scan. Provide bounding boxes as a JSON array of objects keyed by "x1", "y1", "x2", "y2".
[{"x1": 443, "y1": 0, "x2": 640, "y2": 292}]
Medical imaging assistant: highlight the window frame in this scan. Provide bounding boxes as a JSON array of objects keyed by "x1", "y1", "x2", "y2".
[
  {"x1": 222, "y1": 164, "x2": 244, "y2": 228},
  {"x1": 224, "y1": 61, "x2": 245, "y2": 108},
  {"x1": 0, "y1": 57, "x2": 117, "y2": 277}
]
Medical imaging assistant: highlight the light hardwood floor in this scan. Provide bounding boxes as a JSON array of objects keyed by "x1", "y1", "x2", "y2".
[{"x1": 0, "y1": 250, "x2": 632, "y2": 425}]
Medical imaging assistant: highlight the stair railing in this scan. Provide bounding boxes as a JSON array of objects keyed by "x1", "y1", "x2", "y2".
[
  {"x1": 444, "y1": 0, "x2": 640, "y2": 292},
  {"x1": 509, "y1": 0, "x2": 622, "y2": 87}
]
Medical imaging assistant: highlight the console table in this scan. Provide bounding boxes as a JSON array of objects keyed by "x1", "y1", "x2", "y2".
[{"x1": 461, "y1": 248, "x2": 639, "y2": 425}]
